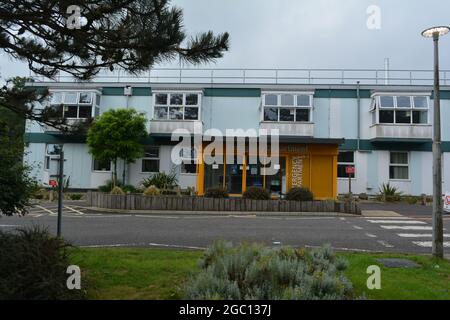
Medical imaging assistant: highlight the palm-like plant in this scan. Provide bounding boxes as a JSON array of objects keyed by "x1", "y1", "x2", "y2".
[{"x1": 379, "y1": 183, "x2": 403, "y2": 202}]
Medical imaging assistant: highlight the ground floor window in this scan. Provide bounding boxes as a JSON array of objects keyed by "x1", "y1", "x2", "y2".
[
  {"x1": 142, "y1": 146, "x2": 160, "y2": 173},
  {"x1": 180, "y1": 147, "x2": 197, "y2": 174},
  {"x1": 389, "y1": 152, "x2": 409, "y2": 180},
  {"x1": 93, "y1": 158, "x2": 111, "y2": 172},
  {"x1": 203, "y1": 154, "x2": 286, "y2": 196},
  {"x1": 337, "y1": 151, "x2": 355, "y2": 178}
]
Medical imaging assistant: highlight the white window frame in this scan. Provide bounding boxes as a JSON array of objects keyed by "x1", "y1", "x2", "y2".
[
  {"x1": 44, "y1": 144, "x2": 62, "y2": 172},
  {"x1": 180, "y1": 147, "x2": 198, "y2": 175},
  {"x1": 389, "y1": 151, "x2": 410, "y2": 181},
  {"x1": 337, "y1": 151, "x2": 356, "y2": 180},
  {"x1": 141, "y1": 146, "x2": 160, "y2": 173},
  {"x1": 370, "y1": 93, "x2": 430, "y2": 126},
  {"x1": 49, "y1": 89, "x2": 101, "y2": 120},
  {"x1": 261, "y1": 92, "x2": 314, "y2": 123},
  {"x1": 152, "y1": 91, "x2": 202, "y2": 122}
]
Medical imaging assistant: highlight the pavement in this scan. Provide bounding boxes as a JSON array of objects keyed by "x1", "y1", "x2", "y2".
[{"x1": 0, "y1": 201, "x2": 449, "y2": 255}]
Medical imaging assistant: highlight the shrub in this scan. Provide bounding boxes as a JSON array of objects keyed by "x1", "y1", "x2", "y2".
[
  {"x1": 379, "y1": 183, "x2": 403, "y2": 202},
  {"x1": 143, "y1": 185, "x2": 161, "y2": 196},
  {"x1": 33, "y1": 188, "x2": 49, "y2": 200},
  {"x1": 358, "y1": 193, "x2": 369, "y2": 200},
  {"x1": 243, "y1": 187, "x2": 270, "y2": 200},
  {"x1": 403, "y1": 196, "x2": 418, "y2": 205},
  {"x1": 98, "y1": 180, "x2": 122, "y2": 193},
  {"x1": 204, "y1": 187, "x2": 229, "y2": 198},
  {"x1": 142, "y1": 171, "x2": 178, "y2": 189},
  {"x1": 0, "y1": 227, "x2": 84, "y2": 299},
  {"x1": 122, "y1": 185, "x2": 138, "y2": 194},
  {"x1": 286, "y1": 187, "x2": 314, "y2": 201},
  {"x1": 110, "y1": 186, "x2": 125, "y2": 195},
  {"x1": 68, "y1": 193, "x2": 83, "y2": 200},
  {"x1": 185, "y1": 241, "x2": 354, "y2": 300}
]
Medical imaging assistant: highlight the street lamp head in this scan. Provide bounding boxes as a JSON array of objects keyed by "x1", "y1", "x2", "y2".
[{"x1": 421, "y1": 26, "x2": 450, "y2": 38}]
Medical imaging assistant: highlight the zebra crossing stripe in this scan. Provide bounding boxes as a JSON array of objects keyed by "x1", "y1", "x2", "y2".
[
  {"x1": 367, "y1": 220, "x2": 426, "y2": 224},
  {"x1": 381, "y1": 225, "x2": 432, "y2": 230},
  {"x1": 412, "y1": 241, "x2": 450, "y2": 248},
  {"x1": 398, "y1": 233, "x2": 450, "y2": 238}
]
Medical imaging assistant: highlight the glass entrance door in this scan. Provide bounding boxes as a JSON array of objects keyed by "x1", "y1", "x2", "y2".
[{"x1": 225, "y1": 155, "x2": 243, "y2": 194}]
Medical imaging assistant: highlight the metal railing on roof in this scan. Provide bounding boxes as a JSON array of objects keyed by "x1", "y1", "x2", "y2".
[{"x1": 30, "y1": 68, "x2": 450, "y2": 86}]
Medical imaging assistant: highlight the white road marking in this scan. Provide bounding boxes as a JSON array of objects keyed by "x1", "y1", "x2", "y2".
[
  {"x1": 81, "y1": 242, "x2": 206, "y2": 250},
  {"x1": 64, "y1": 205, "x2": 85, "y2": 215},
  {"x1": 340, "y1": 217, "x2": 346, "y2": 221},
  {"x1": 381, "y1": 225, "x2": 433, "y2": 231},
  {"x1": 35, "y1": 205, "x2": 56, "y2": 215},
  {"x1": 412, "y1": 241, "x2": 450, "y2": 248},
  {"x1": 398, "y1": 233, "x2": 450, "y2": 238},
  {"x1": 377, "y1": 240, "x2": 394, "y2": 248},
  {"x1": 365, "y1": 233, "x2": 378, "y2": 238},
  {"x1": 0, "y1": 224, "x2": 20, "y2": 228},
  {"x1": 353, "y1": 225, "x2": 363, "y2": 230},
  {"x1": 367, "y1": 220, "x2": 426, "y2": 225}
]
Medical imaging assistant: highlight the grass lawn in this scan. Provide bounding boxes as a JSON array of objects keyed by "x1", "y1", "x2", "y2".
[{"x1": 70, "y1": 247, "x2": 450, "y2": 300}]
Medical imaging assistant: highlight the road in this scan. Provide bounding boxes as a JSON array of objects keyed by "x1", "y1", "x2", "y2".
[{"x1": 1, "y1": 201, "x2": 449, "y2": 254}]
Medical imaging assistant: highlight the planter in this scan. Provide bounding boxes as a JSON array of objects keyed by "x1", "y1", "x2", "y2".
[{"x1": 86, "y1": 192, "x2": 361, "y2": 215}]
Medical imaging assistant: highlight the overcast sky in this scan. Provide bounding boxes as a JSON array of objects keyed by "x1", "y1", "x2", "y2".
[{"x1": 1, "y1": 0, "x2": 450, "y2": 80}]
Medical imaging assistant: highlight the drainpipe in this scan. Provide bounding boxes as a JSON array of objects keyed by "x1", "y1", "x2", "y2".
[{"x1": 357, "y1": 81, "x2": 361, "y2": 151}]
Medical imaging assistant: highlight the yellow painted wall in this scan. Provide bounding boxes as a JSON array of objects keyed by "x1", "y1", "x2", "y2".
[{"x1": 196, "y1": 143, "x2": 339, "y2": 199}]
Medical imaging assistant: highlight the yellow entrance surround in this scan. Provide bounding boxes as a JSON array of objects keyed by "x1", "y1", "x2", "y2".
[{"x1": 196, "y1": 143, "x2": 339, "y2": 200}]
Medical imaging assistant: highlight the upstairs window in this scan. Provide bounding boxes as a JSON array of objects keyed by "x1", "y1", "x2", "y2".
[
  {"x1": 262, "y1": 93, "x2": 313, "y2": 123},
  {"x1": 49, "y1": 91, "x2": 100, "y2": 119},
  {"x1": 180, "y1": 147, "x2": 197, "y2": 174},
  {"x1": 371, "y1": 95, "x2": 429, "y2": 125},
  {"x1": 153, "y1": 92, "x2": 200, "y2": 121}
]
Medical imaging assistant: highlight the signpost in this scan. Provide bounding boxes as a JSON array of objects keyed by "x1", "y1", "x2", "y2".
[
  {"x1": 346, "y1": 166, "x2": 355, "y2": 196},
  {"x1": 57, "y1": 149, "x2": 64, "y2": 238}
]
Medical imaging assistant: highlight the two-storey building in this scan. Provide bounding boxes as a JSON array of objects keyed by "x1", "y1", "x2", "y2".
[{"x1": 24, "y1": 69, "x2": 450, "y2": 199}]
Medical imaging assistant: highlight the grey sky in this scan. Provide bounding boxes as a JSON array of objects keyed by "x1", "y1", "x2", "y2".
[{"x1": 1, "y1": 0, "x2": 450, "y2": 80}]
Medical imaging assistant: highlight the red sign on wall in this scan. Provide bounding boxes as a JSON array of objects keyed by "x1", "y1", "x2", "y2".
[
  {"x1": 49, "y1": 179, "x2": 58, "y2": 187},
  {"x1": 345, "y1": 166, "x2": 355, "y2": 175}
]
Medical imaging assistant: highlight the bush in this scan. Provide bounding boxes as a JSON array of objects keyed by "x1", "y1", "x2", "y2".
[
  {"x1": 122, "y1": 185, "x2": 138, "y2": 194},
  {"x1": 98, "y1": 180, "x2": 122, "y2": 193},
  {"x1": 142, "y1": 171, "x2": 178, "y2": 190},
  {"x1": 204, "y1": 187, "x2": 229, "y2": 198},
  {"x1": 33, "y1": 188, "x2": 49, "y2": 200},
  {"x1": 68, "y1": 193, "x2": 83, "y2": 200},
  {"x1": 286, "y1": 187, "x2": 314, "y2": 201},
  {"x1": 0, "y1": 227, "x2": 84, "y2": 299},
  {"x1": 403, "y1": 196, "x2": 419, "y2": 205},
  {"x1": 379, "y1": 183, "x2": 403, "y2": 202},
  {"x1": 243, "y1": 187, "x2": 270, "y2": 200},
  {"x1": 185, "y1": 241, "x2": 354, "y2": 300},
  {"x1": 358, "y1": 193, "x2": 368, "y2": 201},
  {"x1": 143, "y1": 185, "x2": 161, "y2": 196},
  {"x1": 110, "y1": 186, "x2": 125, "y2": 195}
]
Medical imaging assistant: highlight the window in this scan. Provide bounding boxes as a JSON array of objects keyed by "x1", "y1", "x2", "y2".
[
  {"x1": 93, "y1": 159, "x2": 111, "y2": 172},
  {"x1": 337, "y1": 151, "x2": 355, "y2": 178},
  {"x1": 371, "y1": 95, "x2": 429, "y2": 125},
  {"x1": 49, "y1": 91, "x2": 98, "y2": 119},
  {"x1": 180, "y1": 148, "x2": 197, "y2": 174},
  {"x1": 153, "y1": 92, "x2": 200, "y2": 121},
  {"x1": 262, "y1": 93, "x2": 313, "y2": 122},
  {"x1": 389, "y1": 152, "x2": 409, "y2": 180},
  {"x1": 142, "y1": 146, "x2": 160, "y2": 173},
  {"x1": 44, "y1": 144, "x2": 62, "y2": 171}
]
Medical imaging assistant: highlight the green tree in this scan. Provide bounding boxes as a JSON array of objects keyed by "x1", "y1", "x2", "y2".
[
  {"x1": 0, "y1": 0, "x2": 229, "y2": 129},
  {"x1": 87, "y1": 109, "x2": 147, "y2": 185},
  {"x1": 0, "y1": 79, "x2": 38, "y2": 216}
]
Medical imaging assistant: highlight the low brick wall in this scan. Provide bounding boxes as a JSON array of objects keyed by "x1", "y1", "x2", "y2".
[{"x1": 86, "y1": 192, "x2": 361, "y2": 215}]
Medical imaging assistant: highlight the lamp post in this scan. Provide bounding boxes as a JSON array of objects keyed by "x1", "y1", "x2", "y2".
[{"x1": 421, "y1": 26, "x2": 450, "y2": 258}]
